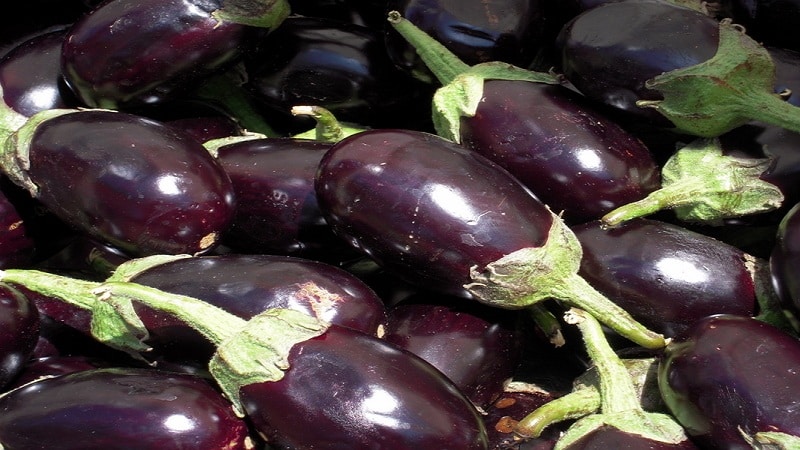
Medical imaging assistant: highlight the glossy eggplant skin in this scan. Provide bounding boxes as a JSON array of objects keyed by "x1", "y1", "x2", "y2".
[
  {"x1": 214, "y1": 137, "x2": 356, "y2": 260},
  {"x1": 240, "y1": 324, "x2": 490, "y2": 449},
  {"x1": 23, "y1": 110, "x2": 236, "y2": 256},
  {"x1": 315, "y1": 128, "x2": 554, "y2": 299},
  {"x1": 460, "y1": 80, "x2": 660, "y2": 224},
  {"x1": 0, "y1": 285, "x2": 39, "y2": 390},
  {"x1": 658, "y1": 314, "x2": 800, "y2": 449},
  {"x1": 572, "y1": 219, "x2": 756, "y2": 337},
  {"x1": 243, "y1": 16, "x2": 432, "y2": 132},
  {"x1": 0, "y1": 186, "x2": 35, "y2": 269},
  {"x1": 0, "y1": 367, "x2": 252, "y2": 449},
  {"x1": 556, "y1": 1, "x2": 720, "y2": 124},
  {"x1": 61, "y1": 0, "x2": 250, "y2": 109},
  {"x1": 382, "y1": 295, "x2": 524, "y2": 408},
  {"x1": 384, "y1": 0, "x2": 547, "y2": 77},
  {"x1": 126, "y1": 254, "x2": 388, "y2": 364},
  {"x1": 771, "y1": 201, "x2": 800, "y2": 310},
  {"x1": 563, "y1": 425, "x2": 699, "y2": 449},
  {"x1": 0, "y1": 28, "x2": 78, "y2": 117}
]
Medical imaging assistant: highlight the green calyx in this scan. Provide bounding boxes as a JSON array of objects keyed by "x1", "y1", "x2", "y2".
[
  {"x1": 552, "y1": 310, "x2": 689, "y2": 450},
  {"x1": 637, "y1": 19, "x2": 800, "y2": 137},
  {"x1": 465, "y1": 211, "x2": 666, "y2": 349},
  {"x1": 386, "y1": 11, "x2": 558, "y2": 143},
  {"x1": 213, "y1": 0, "x2": 290, "y2": 29},
  {"x1": 290, "y1": 105, "x2": 369, "y2": 142},
  {"x1": 601, "y1": 137, "x2": 784, "y2": 227},
  {"x1": 748, "y1": 431, "x2": 800, "y2": 449},
  {"x1": 210, "y1": 308, "x2": 329, "y2": 416}
]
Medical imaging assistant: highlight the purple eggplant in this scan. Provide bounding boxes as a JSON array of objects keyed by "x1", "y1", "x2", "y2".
[
  {"x1": 60, "y1": 0, "x2": 286, "y2": 109},
  {"x1": 6, "y1": 354, "x2": 108, "y2": 390},
  {"x1": 0, "y1": 284, "x2": 39, "y2": 389},
  {"x1": 0, "y1": 184, "x2": 35, "y2": 269},
  {"x1": 0, "y1": 109, "x2": 237, "y2": 256},
  {"x1": 0, "y1": 28, "x2": 78, "y2": 117},
  {"x1": 384, "y1": 0, "x2": 548, "y2": 81},
  {"x1": 659, "y1": 314, "x2": 800, "y2": 448},
  {"x1": 315, "y1": 127, "x2": 666, "y2": 349},
  {"x1": 387, "y1": 11, "x2": 661, "y2": 224},
  {"x1": 240, "y1": 323, "x2": 490, "y2": 449},
  {"x1": 0, "y1": 367, "x2": 253, "y2": 449},
  {"x1": 209, "y1": 137, "x2": 357, "y2": 260},
  {"x1": 243, "y1": 16, "x2": 432, "y2": 133},
  {"x1": 572, "y1": 218, "x2": 758, "y2": 337},
  {"x1": 382, "y1": 294, "x2": 525, "y2": 408},
  {"x1": 557, "y1": 0, "x2": 800, "y2": 137},
  {"x1": 771, "y1": 201, "x2": 800, "y2": 310}
]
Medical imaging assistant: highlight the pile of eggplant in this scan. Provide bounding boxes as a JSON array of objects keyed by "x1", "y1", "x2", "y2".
[{"x1": 1, "y1": 0, "x2": 800, "y2": 448}]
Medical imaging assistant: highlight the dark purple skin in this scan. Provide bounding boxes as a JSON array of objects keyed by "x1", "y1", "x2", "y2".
[
  {"x1": 658, "y1": 314, "x2": 800, "y2": 449},
  {"x1": 382, "y1": 295, "x2": 525, "y2": 408},
  {"x1": 23, "y1": 110, "x2": 236, "y2": 256},
  {"x1": 384, "y1": 0, "x2": 547, "y2": 77},
  {"x1": 6, "y1": 355, "x2": 108, "y2": 390},
  {"x1": 563, "y1": 425, "x2": 699, "y2": 449},
  {"x1": 243, "y1": 16, "x2": 432, "y2": 133},
  {"x1": 0, "y1": 185, "x2": 35, "y2": 269},
  {"x1": 0, "y1": 367, "x2": 253, "y2": 449},
  {"x1": 730, "y1": 0, "x2": 800, "y2": 52},
  {"x1": 771, "y1": 201, "x2": 800, "y2": 310},
  {"x1": 556, "y1": 0, "x2": 720, "y2": 125},
  {"x1": 315, "y1": 128, "x2": 554, "y2": 299},
  {"x1": 240, "y1": 324, "x2": 490, "y2": 449},
  {"x1": 460, "y1": 80, "x2": 661, "y2": 224},
  {"x1": 61, "y1": 0, "x2": 251, "y2": 109},
  {"x1": 165, "y1": 115, "x2": 242, "y2": 144},
  {"x1": 571, "y1": 218, "x2": 756, "y2": 337},
  {"x1": 0, "y1": 27, "x2": 79, "y2": 117},
  {"x1": 0, "y1": 284, "x2": 39, "y2": 390},
  {"x1": 214, "y1": 137, "x2": 357, "y2": 260}
]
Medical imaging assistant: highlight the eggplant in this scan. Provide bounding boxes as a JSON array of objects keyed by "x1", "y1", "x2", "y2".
[
  {"x1": 243, "y1": 16, "x2": 432, "y2": 133},
  {"x1": 771, "y1": 201, "x2": 800, "y2": 310},
  {"x1": 572, "y1": 218, "x2": 757, "y2": 337},
  {"x1": 557, "y1": 0, "x2": 800, "y2": 137},
  {"x1": 60, "y1": 0, "x2": 286, "y2": 109},
  {"x1": 384, "y1": 0, "x2": 548, "y2": 81},
  {"x1": 241, "y1": 323, "x2": 490, "y2": 449},
  {"x1": 209, "y1": 137, "x2": 357, "y2": 260},
  {"x1": 0, "y1": 185, "x2": 35, "y2": 269},
  {"x1": 382, "y1": 294, "x2": 525, "y2": 408},
  {"x1": 0, "y1": 367, "x2": 253, "y2": 449},
  {"x1": 315, "y1": 127, "x2": 666, "y2": 348},
  {"x1": 0, "y1": 109, "x2": 237, "y2": 256},
  {"x1": 0, "y1": 284, "x2": 39, "y2": 390},
  {"x1": 387, "y1": 11, "x2": 661, "y2": 224},
  {"x1": 658, "y1": 314, "x2": 800, "y2": 448},
  {"x1": 0, "y1": 28, "x2": 78, "y2": 117}
]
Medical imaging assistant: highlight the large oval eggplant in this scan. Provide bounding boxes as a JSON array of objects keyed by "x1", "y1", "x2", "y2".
[
  {"x1": 0, "y1": 367, "x2": 253, "y2": 449},
  {"x1": 0, "y1": 284, "x2": 39, "y2": 390},
  {"x1": 240, "y1": 324, "x2": 490, "y2": 449},
  {"x1": 556, "y1": 0, "x2": 720, "y2": 125},
  {"x1": 315, "y1": 128, "x2": 553, "y2": 299},
  {"x1": 658, "y1": 314, "x2": 800, "y2": 448},
  {"x1": 459, "y1": 80, "x2": 660, "y2": 224},
  {"x1": 1, "y1": 109, "x2": 236, "y2": 256},
  {"x1": 572, "y1": 218, "x2": 757, "y2": 337},
  {"x1": 60, "y1": 0, "x2": 255, "y2": 109}
]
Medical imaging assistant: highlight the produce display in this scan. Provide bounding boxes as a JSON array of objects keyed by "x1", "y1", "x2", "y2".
[{"x1": 0, "y1": 0, "x2": 799, "y2": 449}]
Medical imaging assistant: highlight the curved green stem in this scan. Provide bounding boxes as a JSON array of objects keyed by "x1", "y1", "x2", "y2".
[{"x1": 515, "y1": 388, "x2": 600, "y2": 438}]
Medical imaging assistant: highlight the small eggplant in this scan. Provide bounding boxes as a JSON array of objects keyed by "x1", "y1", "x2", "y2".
[
  {"x1": 0, "y1": 284, "x2": 39, "y2": 390},
  {"x1": 659, "y1": 314, "x2": 800, "y2": 448},
  {"x1": 0, "y1": 367, "x2": 253, "y2": 449},
  {"x1": 382, "y1": 294, "x2": 525, "y2": 408},
  {"x1": 571, "y1": 218, "x2": 758, "y2": 337},
  {"x1": 557, "y1": 0, "x2": 800, "y2": 137},
  {"x1": 60, "y1": 0, "x2": 287, "y2": 109},
  {"x1": 0, "y1": 109, "x2": 237, "y2": 256},
  {"x1": 315, "y1": 127, "x2": 666, "y2": 349},
  {"x1": 387, "y1": 11, "x2": 660, "y2": 224}
]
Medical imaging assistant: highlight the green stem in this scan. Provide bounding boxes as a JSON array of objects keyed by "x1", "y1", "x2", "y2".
[
  {"x1": 290, "y1": 106, "x2": 368, "y2": 142},
  {"x1": 387, "y1": 11, "x2": 470, "y2": 86},
  {"x1": 528, "y1": 304, "x2": 565, "y2": 347},
  {"x1": 95, "y1": 281, "x2": 246, "y2": 345},
  {"x1": 601, "y1": 182, "x2": 707, "y2": 228},
  {"x1": 515, "y1": 388, "x2": 601, "y2": 438},
  {"x1": 744, "y1": 90, "x2": 800, "y2": 134}
]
